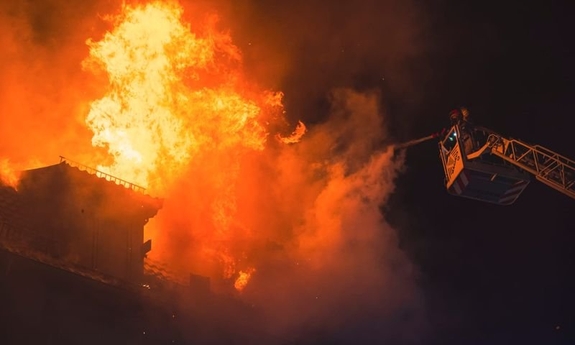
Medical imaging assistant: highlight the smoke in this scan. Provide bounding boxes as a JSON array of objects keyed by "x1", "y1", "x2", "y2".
[
  {"x1": 219, "y1": 0, "x2": 427, "y2": 121},
  {"x1": 240, "y1": 89, "x2": 424, "y2": 343},
  {"x1": 164, "y1": 1, "x2": 428, "y2": 341},
  {"x1": 144, "y1": 86, "x2": 425, "y2": 343}
]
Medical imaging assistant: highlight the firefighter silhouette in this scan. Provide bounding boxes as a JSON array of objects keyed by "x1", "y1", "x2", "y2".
[{"x1": 449, "y1": 107, "x2": 475, "y2": 154}]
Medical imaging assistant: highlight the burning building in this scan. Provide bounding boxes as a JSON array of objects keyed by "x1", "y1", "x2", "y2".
[
  {"x1": 0, "y1": 0, "x2": 424, "y2": 343},
  {"x1": 0, "y1": 158, "x2": 261, "y2": 344},
  {"x1": 0, "y1": 157, "x2": 162, "y2": 286}
]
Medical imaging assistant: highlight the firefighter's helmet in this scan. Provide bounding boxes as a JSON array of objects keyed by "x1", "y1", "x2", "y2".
[
  {"x1": 460, "y1": 107, "x2": 469, "y2": 121},
  {"x1": 449, "y1": 109, "x2": 462, "y2": 121}
]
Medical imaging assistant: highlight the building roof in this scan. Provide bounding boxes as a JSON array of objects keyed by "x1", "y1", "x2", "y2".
[{"x1": 0, "y1": 161, "x2": 163, "y2": 286}]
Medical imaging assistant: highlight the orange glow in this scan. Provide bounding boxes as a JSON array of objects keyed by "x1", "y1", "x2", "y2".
[
  {"x1": 0, "y1": 160, "x2": 22, "y2": 189},
  {"x1": 82, "y1": 1, "x2": 303, "y2": 291},
  {"x1": 234, "y1": 267, "x2": 255, "y2": 292}
]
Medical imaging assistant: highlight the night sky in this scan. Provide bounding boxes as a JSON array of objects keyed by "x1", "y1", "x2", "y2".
[{"x1": 387, "y1": 1, "x2": 575, "y2": 344}]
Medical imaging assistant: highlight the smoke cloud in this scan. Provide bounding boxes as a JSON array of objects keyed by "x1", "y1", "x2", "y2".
[
  {"x1": 241, "y1": 89, "x2": 424, "y2": 343},
  {"x1": 1, "y1": 0, "x2": 429, "y2": 343},
  {"x1": 145, "y1": 87, "x2": 425, "y2": 343}
]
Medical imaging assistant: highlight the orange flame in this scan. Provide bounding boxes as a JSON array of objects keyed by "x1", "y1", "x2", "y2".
[
  {"x1": 0, "y1": 160, "x2": 22, "y2": 189},
  {"x1": 83, "y1": 1, "x2": 303, "y2": 291},
  {"x1": 277, "y1": 120, "x2": 307, "y2": 144},
  {"x1": 234, "y1": 267, "x2": 256, "y2": 292},
  {"x1": 84, "y1": 1, "x2": 272, "y2": 190}
]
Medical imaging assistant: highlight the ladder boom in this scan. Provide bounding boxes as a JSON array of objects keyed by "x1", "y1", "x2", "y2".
[{"x1": 488, "y1": 135, "x2": 575, "y2": 199}]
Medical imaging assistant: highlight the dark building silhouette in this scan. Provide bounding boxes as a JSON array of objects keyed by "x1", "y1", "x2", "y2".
[
  {"x1": 0, "y1": 161, "x2": 162, "y2": 285},
  {"x1": 0, "y1": 160, "x2": 265, "y2": 344}
]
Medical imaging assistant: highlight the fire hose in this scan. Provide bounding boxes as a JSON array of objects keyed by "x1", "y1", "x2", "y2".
[{"x1": 393, "y1": 129, "x2": 447, "y2": 150}]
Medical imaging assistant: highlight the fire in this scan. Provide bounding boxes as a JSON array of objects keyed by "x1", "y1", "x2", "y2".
[
  {"x1": 83, "y1": 0, "x2": 304, "y2": 291},
  {"x1": 234, "y1": 267, "x2": 256, "y2": 292},
  {"x1": 0, "y1": 160, "x2": 21, "y2": 189},
  {"x1": 277, "y1": 120, "x2": 307, "y2": 144}
]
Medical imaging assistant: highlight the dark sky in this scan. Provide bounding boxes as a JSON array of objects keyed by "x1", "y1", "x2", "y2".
[{"x1": 386, "y1": 1, "x2": 575, "y2": 344}]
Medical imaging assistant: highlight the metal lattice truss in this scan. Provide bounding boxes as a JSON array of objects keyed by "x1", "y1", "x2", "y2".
[{"x1": 488, "y1": 135, "x2": 575, "y2": 200}]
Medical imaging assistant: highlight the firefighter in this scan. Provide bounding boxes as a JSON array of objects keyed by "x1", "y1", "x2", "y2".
[
  {"x1": 450, "y1": 107, "x2": 475, "y2": 154},
  {"x1": 461, "y1": 107, "x2": 470, "y2": 122},
  {"x1": 449, "y1": 107, "x2": 472, "y2": 125}
]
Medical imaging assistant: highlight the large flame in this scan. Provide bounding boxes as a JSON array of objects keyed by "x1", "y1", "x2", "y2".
[
  {"x1": 83, "y1": 1, "x2": 301, "y2": 291},
  {"x1": 84, "y1": 1, "x2": 275, "y2": 190}
]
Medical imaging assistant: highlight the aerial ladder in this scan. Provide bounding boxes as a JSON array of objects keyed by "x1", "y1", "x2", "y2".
[{"x1": 395, "y1": 111, "x2": 575, "y2": 205}]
